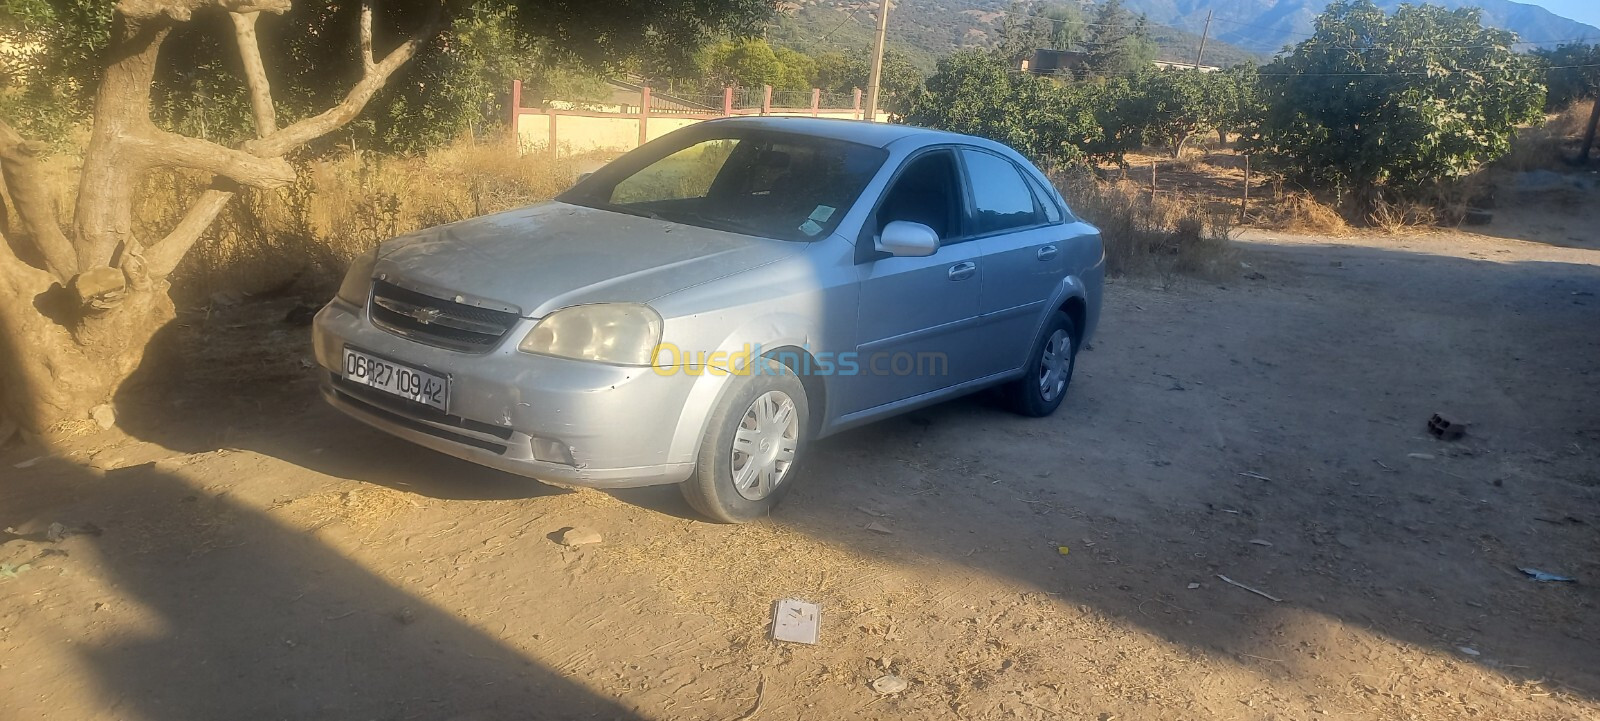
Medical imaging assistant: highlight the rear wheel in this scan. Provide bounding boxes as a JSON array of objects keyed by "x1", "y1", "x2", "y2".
[
  {"x1": 680, "y1": 359, "x2": 809, "y2": 523},
  {"x1": 1005, "y1": 311, "x2": 1077, "y2": 417}
]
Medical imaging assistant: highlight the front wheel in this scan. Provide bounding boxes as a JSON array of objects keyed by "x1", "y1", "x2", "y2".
[
  {"x1": 680, "y1": 359, "x2": 809, "y2": 523},
  {"x1": 1005, "y1": 311, "x2": 1077, "y2": 417}
]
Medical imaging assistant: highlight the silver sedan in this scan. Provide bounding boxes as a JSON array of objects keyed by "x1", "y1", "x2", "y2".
[{"x1": 313, "y1": 117, "x2": 1103, "y2": 522}]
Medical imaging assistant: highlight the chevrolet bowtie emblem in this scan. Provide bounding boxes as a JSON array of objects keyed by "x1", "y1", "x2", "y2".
[{"x1": 410, "y1": 307, "x2": 444, "y2": 324}]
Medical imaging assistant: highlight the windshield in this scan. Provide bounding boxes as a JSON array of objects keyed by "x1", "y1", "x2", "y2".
[{"x1": 559, "y1": 128, "x2": 889, "y2": 242}]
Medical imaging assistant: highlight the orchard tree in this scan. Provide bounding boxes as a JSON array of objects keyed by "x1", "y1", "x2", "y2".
[
  {"x1": 907, "y1": 50, "x2": 1098, "y2": 168},
  {"x1": 1249, "y1": 0, "x2": 1544, "y2": 209},
  {"x1": 0, "y1": 0, "x2": 768, "y2": 436},
  {"x1": 1140, "y1": 69, "x2": 1236, "y2": 157},
  {"x1": 1535, "y1": 42, "x2": 1600, "y2": 110}
]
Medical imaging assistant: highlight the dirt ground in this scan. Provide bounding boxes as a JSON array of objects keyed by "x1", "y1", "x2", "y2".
[{"x1": 3, "y1": 188, "x2": 1599, "y2": 720}]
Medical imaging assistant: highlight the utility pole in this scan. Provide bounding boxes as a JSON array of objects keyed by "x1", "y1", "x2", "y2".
[
  {"x1": 1194, "y1": 10, "x2": 1213, "y2": 69},
  {"x1": 864, "y1": 0, "x2": 891, "y2": 121}
]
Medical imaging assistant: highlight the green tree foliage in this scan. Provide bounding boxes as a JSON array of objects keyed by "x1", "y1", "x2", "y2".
[
  {"x1": 0, "y1": 0, "x2": 112, "y2": 145},
  {"x1": 1248, "y1": 0, "x2": 1544, "y2": 202},
  {"x1": 1536, "y1": 43, "x2": 1600, "y2": 110},
  {"x1": 807, "y1": 49, "x2": 923, "y2": 113},
  {"x1": 1085, "y1": 0, "x2": 1157, "y2": 77},
  {"x1": 1, "y1": 0, "x2": 769, "y2": 151},
  {"x1": 907, "y1": 50, "x2": 1099, "y2": 167},
  {"x1": 1138, "y1": 69, "x2": 1240, "y2": 157}
]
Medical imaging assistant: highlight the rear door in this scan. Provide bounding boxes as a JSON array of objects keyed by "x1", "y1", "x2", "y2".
[{"x1": 960, "y1": 148, "x2": 1070, "y2": 378}]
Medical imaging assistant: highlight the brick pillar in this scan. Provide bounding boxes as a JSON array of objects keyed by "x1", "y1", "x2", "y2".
[
  {"x1": 510, "y1": 79, "x2": 523, "y2": 134},
  {"x1": 853, "y1": 88, "x2": 863, "y2": 120},
  {"x1": 638, "y1": 86, "x2": 651, "y2": 148},
  {"x1": 761, "y1": 85, "x2": 772, "y2": 116},
  {"x1": 723, "y1": 86, "x2": 734, "y2": 116},
  {"x1": 811, "y1": 88, "x2": 821, "y2": 117}
]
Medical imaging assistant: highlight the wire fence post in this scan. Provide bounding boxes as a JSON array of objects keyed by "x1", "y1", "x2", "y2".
[
  {"x1": 1241, "y1": 154, "x2": 1251, "y2": 221},
  {"x1": 1150, "y1": 160, "x2": 1157, "y2": 200}
]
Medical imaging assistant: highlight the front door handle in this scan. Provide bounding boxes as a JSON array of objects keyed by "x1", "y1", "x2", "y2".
[
  {"x1": 948, "y1": 261, "x2": 977, "y2": 281},
  {"x1": 1037, "y1": 245, "x2": 1059, "y2": 261}
]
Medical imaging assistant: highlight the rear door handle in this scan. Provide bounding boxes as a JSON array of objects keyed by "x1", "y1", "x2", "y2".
[
  {"x1": 1037, "y1": 245, "x2": 1059, "y2": 261},
  {"x1": 948, "y1": 261, "x2": 977, "y2": 281}
]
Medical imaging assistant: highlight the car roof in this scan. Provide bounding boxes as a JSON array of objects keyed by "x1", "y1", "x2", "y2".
[{"x1": 695, "y1": 116, "x2": 976, "y2": 150}]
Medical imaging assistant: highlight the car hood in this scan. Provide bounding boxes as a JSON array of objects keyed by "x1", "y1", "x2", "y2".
[{"x1": 375, "y1": 202, "x2": 801, "y2": 318}]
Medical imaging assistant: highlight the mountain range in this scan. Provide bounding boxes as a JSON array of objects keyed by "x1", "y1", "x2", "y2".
[{"x1": 773, "y1": 0, "x2": 1600, "y2": 69}]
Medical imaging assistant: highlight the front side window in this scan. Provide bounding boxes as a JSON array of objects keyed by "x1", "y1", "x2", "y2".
[
  {"x1": 961, "y1": 149, "x2": 1041, "y2": 235},
  {"x1": 564, "y1": 130, "x2": 888, "y2": 242}
]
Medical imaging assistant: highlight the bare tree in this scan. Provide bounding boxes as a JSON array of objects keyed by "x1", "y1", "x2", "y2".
[{"x1": 0, "y1": 0, "x2": 441, "y2": 436}]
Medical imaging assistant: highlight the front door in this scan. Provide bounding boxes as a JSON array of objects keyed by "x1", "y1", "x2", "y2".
[{"x1": 839, "y1": 149, "x2": 984, "y2": 415}]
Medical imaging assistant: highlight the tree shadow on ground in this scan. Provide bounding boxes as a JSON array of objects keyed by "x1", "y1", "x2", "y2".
[
  {"x1": 3, "y1": 343, "x2": 649, "y2": 721},
  {"x1": 98, "y1": 241, "x2": 1600, "y2": 708}
]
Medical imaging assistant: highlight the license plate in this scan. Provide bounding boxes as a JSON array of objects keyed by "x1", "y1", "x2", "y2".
[{"x1": 342, "y1": 347, "x2": 449, "y2": 411}]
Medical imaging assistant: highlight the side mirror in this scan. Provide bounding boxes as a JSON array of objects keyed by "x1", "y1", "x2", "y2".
[
  {"x1": 876, "y1": 221, "x2": 940, "y2": 257},
  {"x1": 576, "y1": 171, "x2": 594, "y2": 183}
]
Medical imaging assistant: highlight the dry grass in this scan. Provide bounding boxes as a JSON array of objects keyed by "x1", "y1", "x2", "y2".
[
  {"x1": 1500, "y1": 100, "x2": 1596, "y2": 173},
  {"x1": 274, "y1": 486, "x2": 424, "y2": 541},
  {"x1": 123, "y1": 137, "x2": 598, "y2": 303},
  {"x1": 1056, "y1": 173, "x2": 1237, "y2": 281}
]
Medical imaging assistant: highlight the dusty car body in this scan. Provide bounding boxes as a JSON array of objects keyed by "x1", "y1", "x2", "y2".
[{"x1": 313, "y1": 117, "x2": 1103, "y2": 521}]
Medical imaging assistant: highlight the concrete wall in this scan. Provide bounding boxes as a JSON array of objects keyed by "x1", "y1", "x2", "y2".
[{"x1": 516, "y1": 108, "x2": 891, "y2": 155}]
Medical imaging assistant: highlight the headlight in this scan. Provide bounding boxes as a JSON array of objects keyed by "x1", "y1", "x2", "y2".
[
  {"x1": 335, "y1": 248, "x2": 380, "y2": 306},
  {"x1": 518, "y1": 303, "x2": 663, "y2": 365}
]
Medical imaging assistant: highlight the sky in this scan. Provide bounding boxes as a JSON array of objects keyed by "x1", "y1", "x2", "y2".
[{"x1": 1524, "y1": 0, "x2": 1600, "y2": 30}]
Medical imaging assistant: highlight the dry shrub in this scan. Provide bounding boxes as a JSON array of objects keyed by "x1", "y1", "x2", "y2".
[
  {"x1": 1500, "y1": 99, "x2": 1597, "y2": 172},
  {"x1": 1056, "y1": 173, "x2": 1236, "y2": 280},
  {"x1": 1367, "y1": 197, "x2": 1438, "y2": 233},
  {"x1": 132, "y1": 136, "x2": 595, "y2": 304},
  {"x1": 1263, "y1": 194, "x2": 1350, "y2": 235}
]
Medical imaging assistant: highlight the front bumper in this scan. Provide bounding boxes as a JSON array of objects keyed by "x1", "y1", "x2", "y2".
[{"x1": 312, "y1": 300, "x2": 703, "y2": 488}]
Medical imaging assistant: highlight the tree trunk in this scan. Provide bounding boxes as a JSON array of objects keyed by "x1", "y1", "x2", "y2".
[
  {"x1": 0, "y1": 253, "x2": 174, "y2": 434},
  {"x1": 0, "y1": 0, "x2": 438, "y2": 437}
]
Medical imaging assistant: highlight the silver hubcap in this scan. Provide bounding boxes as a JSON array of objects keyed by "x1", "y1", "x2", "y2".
[
  {"x1": 730, "y1": 391, "x2": 799, "y2": 501},
  {"x1": 1038, "y1": 329, "x2": 1072, "y2": 402}
]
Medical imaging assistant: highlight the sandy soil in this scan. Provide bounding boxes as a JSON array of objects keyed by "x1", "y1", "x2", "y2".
[{"x1": 3, "y1": 200, "x2": 1598, "y2": 720}]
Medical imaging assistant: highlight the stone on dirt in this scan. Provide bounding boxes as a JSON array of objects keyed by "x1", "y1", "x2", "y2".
[
  {"x1": 90, "y1": 404, "x2": 116, "y2": 430},
  {"x1": 556, "y1": 526, "x2": 603, "y2": 547}
]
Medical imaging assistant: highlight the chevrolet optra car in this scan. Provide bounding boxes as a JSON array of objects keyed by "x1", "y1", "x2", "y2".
[{"x1": 313, "y1": 117, "x2": 1104, "y2": 522}]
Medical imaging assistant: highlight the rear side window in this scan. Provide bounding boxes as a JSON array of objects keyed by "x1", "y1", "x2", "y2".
[
  {"x1": 1023, "y1": 169, "x2": 1065, "y2": 223},
  {"x1": 961, "y1": 149, "x2": 1040, "y2": 234}
]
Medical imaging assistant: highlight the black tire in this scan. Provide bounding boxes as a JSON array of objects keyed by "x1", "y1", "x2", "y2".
[
  {"x1": 680, "y1": 359, "x2": 810, "y2": 523},
  {"x1": 1005, "y1": 311, "x2": 1077, "y2": 418}
]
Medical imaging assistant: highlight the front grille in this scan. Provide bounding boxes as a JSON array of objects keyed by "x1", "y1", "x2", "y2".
[{"x1": 368, "y1": 280, "x2": 520, "y2": 353}]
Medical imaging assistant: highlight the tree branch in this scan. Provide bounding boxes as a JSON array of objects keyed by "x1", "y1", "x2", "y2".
[
  {"x1": 247, "y1": 1, "x2": 443, "y2": 157},
  {"x1": 136, "y1": 127, "x2": 297, "y2": 188},
  {"x1": 229, "y1": 11, "x2": 277, "y2": 138},
  {"x1": 0, "y1": 119, "x2": 78, "y2": 282},
  {"x1": 145, "y1": 0, "x2": 443, "y2": 279},
  {"x1": 359, "y1": 3, "x2": 376, "y2": 73},
  {"x1": 145, "y1": 186, "x2": 236, "y2": 278},
  {"x1": 116, "y1": 0, "x2": 289, "y2": 22}
]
